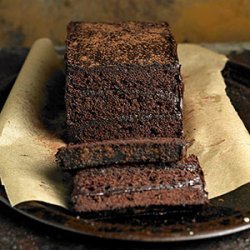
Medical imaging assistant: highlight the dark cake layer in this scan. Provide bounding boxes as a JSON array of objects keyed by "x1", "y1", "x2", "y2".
[
  {"x1": 71, "y1": 155, "x2": 208, "y2": 213},
  {"x1": 65, "y1": 22, "x2": 183, "y2": 143},
  {"x1": 56, "y1": 138, "x2": 187, "y2": 169},
  {"x1": 66, "y1": 114, "x2": 182, "y2": 142},
  {"x1": 66, "y1": 64, "x2": 182, "y2": 122}
]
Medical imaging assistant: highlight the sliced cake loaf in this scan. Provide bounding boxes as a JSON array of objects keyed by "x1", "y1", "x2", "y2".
[{"x1": 56, "y1": 22, "x2": 208, "y2": 214}]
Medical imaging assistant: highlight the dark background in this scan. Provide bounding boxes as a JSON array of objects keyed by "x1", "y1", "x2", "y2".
[{"x1": 1, "y1": 0, "x2": 250, "y2": 47}]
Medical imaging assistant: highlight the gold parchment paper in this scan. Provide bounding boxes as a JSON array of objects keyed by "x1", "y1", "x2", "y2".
[
  {"x1": 0, "y1": 39, "x2": 67, "y2": 207},
  {"x1": 0, "y1": 39, "x2": 250, "y2": 208}
]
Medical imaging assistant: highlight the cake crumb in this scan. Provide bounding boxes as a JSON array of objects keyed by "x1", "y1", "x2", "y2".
[
  {"x1": 243, "y1": 217, "x2": 249, "y2": 223},
  {"x1": 76, "y1": 216, "x2": 80, "y2": 220}
]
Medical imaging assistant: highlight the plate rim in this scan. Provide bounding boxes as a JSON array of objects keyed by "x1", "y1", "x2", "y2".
[{"x1": 1, "y1": 190, "x2": 250, "y2": 242}]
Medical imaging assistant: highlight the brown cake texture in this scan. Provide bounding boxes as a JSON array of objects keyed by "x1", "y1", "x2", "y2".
[
  {"x1": 71, "y1": 155, "x2": 208, "y2": 213},
  {"x1": 58, "y1": 21, "x2": 208, "y2": 214},
  {"x1": 56, "y1": 138, "x2": 187, "y2": 169},
  {"x1": 65, "y1": 22, "x2": 183, "y2": 143}
]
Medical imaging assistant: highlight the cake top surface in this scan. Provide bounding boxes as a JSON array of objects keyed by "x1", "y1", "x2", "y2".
[{"x1": 66, "y1": 22, "x2": 178, "y2": 67}]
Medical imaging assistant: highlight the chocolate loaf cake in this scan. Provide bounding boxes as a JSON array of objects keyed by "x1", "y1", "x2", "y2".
[
  {"x1": 65, "y1": 22, "x2": 183, "y2": 143},
  {"x1": 58, "y1": 21, "x2": 209, "y2": 214},
  {"x1": 56, "y1": 138, "x2": 187, "y2": 169},
  {"x1": 71, "y1": 155, "x2": 208, "y2": 213}
]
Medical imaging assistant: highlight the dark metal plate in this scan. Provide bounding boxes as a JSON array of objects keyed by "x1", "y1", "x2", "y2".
[
  {"x1": 0, "y1": 183, "x2": 250, "y2": 242},
  {"x1": 0, "y1": 49, "x2": 250, "y2": 242}
]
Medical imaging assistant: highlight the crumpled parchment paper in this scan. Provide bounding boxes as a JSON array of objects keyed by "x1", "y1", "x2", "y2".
[{"x1": 0, "y1": 38, "x2": 249, "y2": 208}]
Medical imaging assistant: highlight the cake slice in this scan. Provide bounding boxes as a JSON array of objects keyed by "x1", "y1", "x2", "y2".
[
  {"x1": 56, "y1": 138, "x2": 187, "y2": 169},
  {"x1": 70, "y1": 155, "x2": 208, "y2": 213},
  {"x1": 65, "y1": 22, "x2": 183, "y2": 143}
]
